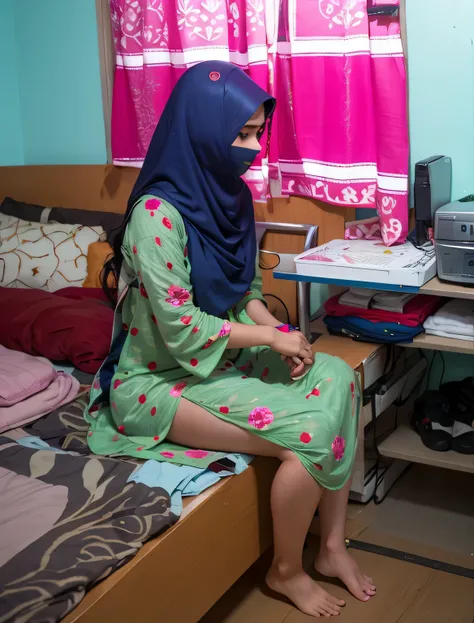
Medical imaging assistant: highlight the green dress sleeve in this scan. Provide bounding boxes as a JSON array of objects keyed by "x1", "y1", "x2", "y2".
[
  {"x1": 233, "y1": 260, "x2": 267, "y2": 321},
  {"x1": 125, "y1": 197, "x2": 231, "y2": 380}
]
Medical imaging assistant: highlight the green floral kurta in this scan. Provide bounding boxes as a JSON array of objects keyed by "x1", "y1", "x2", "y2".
[{"x1": 86, "y1": 196, "x2": 360, "y2": 490}]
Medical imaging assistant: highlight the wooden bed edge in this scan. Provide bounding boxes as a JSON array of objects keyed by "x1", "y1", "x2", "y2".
[{"x1": 63, "y1": 456, "x2": 279, "y2": 623}]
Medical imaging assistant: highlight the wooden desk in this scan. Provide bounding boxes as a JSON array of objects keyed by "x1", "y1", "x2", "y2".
[{"x1": 305, "y1": 276, "x2": 474, "y2": 477}]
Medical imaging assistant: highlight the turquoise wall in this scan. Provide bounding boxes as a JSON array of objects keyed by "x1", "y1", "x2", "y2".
[
  {"x1": 0, "y1": 0, "x2": 24, "y2": 165},
  {"x1": 406, "y1": 0, "x2": 474, "y2": 201},
  {"x1": 0, "y1": 0, "x2": 107, "y2": 166}
]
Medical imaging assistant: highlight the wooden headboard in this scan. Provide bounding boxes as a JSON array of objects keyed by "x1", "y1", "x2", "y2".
[
  {"x1": 0, "y1": 165, "x2": 137, "y2": 214},
  {"x1": 0, "y1": 164, "x2": 355, "y2": 322}
]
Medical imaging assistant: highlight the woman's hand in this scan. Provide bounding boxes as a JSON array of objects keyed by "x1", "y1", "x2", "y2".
[{"x1": 269, "y1": 329, "x2": 313, "y2": 362}]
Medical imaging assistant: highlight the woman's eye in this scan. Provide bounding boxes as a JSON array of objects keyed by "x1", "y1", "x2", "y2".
[{"x1": 239, "y1": 132, "x2": 249, "y2": 140}]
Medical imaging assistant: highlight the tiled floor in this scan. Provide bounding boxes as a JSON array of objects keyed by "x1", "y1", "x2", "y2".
[{"x1": 200, "y1": 465, "x2": 474, "y2": 622}]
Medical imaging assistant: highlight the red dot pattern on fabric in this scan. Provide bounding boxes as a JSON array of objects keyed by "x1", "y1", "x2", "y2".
[
  {"x1": 162, "y1": 217, "x2": 172, "y2": 229},
  {"x1": 150, "y1": 406, "x2": 157, "y2": 416},
  {"x1": 88, "y1": 431, "x2": 93, "y2": 437},
  {"x1": 242, "y1": 375, "x2": 248, "y2": 379},
  {"x1": 192, "y1": 326, "x2": 199, "y2": 334},
  {"x1": 151, "y1": 314, "x2": 157, "y2": 324},
  {"x1": 112, "y1": 434, "x2": 119, "y2": 442},
  {"x1": 155, "y1": 236, "x2": 161, "y2": 246},
  {"x1": 262, "y1": 367, "x2": 269, "y2": 377},
  {"x1": 153, "y1": 436, "x2": 159, "y2": 441},
  {"x1": 190, "y1": 358, "x2": 198, "y2": 367},
  {"x1": 148, "y1": 362, "x2": 157, "y2": 371},
  {"x1": 118, "y1": 425, "x2": 125, "y2": 433},
  {"x1": 180, "y1": 315, "x2": 192, "y2": 325},
  {"x1": 113, "y1": 379, "x2": 122, "y2": 389},
  {"x1": 132, "y1": 244, "x2": 137, "y2": 254},
  {"x1": 123, "y1": 323, "x2": 128, "y2": 331},
  {"x1": 130, "y1": 327, "x2": 139, "y2": 336},
  {"x1": 300, "y1": 432, "x2": 312, "y2": 444},
  {"x1": 138, "y1": 394, "x2": 147, "y2": 404},
  {"x1": 314, "y1": 464, "x2": 323, "y2": 471},
  {"x1": 137, "y1": 446, "x2": 144, "y2": 451},
  {"x1": 184, "y1": 246, "x2": 188, "y2": 257},
  {"x1": 89, "y1": 405, "x2": 98, "y2": 414},
  {"x1": 166, "y1": 262, "x2": 173, "y2": 270},
  {"x1": 219, "y1": 406, "x2": 229, "y2": 414}
]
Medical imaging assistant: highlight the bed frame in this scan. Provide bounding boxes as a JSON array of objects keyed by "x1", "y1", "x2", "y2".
[{"x1": 0, "y1": 164, "x2": 358, "y2": 623}]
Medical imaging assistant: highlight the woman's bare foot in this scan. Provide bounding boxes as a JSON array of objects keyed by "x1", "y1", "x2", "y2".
[
  {"x1": 266, "y1": 563, "x2": 345, "y2": 617},
  {"x1": 315, "y1": 545, "x2": 376, "y2": 602}
]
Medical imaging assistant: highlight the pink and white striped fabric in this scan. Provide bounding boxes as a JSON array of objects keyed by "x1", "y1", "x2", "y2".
[{"x1": 109, "y1": 0, "x2": 409, "y2": 245}]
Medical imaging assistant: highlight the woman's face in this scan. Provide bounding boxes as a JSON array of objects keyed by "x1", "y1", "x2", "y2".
[{"x1": 231, "y1": 105, "x2": 266, "y2": 152}]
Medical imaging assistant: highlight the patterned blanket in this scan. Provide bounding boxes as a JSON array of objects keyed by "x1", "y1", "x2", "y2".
[{"x1": 0, "y1": 393, "x2": 178, "y2": 622}]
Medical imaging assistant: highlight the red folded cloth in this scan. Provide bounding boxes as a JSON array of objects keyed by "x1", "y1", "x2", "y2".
[
  {"x1": 324, "y1": 293, "x2": 444, "y2": 327},
  {"x1": 0, "y1": 288, "x2": 113, "y2": 374}
]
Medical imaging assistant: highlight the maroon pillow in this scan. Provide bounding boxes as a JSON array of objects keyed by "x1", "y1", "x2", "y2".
[{"x1": 0, "y1": 288, "x2": 113, "y2": 374}]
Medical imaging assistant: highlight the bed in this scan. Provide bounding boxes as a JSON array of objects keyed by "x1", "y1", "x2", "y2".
[{"x1": 0, "y1": 164, "x2": 356, "y2": 623}]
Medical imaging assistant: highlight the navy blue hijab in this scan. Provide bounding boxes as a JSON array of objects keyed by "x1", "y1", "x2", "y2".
[{"x1": 125, "y1": 61, "x2": 275, "y2": 317}]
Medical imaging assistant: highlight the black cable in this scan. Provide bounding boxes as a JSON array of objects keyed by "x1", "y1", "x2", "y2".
[{"x1": 262, "y1": 293, "x2": 291, "y2": 325}]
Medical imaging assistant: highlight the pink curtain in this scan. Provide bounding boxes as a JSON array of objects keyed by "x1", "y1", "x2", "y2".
[
  {"x1": 109, "y1": 0, "x2": 409, "y2": 245},
  {"x1": 267, "y1": 0, "x2": 409, "y2": 245},
  {"x1": 109, "y1": 0, "x2": 271, "y2": 198}
]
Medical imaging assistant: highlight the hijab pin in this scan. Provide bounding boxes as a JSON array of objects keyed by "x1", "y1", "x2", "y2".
[{"x1": 209, "y1": 71, "x2": 220, "y2": 81}]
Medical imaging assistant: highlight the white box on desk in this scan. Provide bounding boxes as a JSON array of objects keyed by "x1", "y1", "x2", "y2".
[{"x1": 295, "y1": 239, "x2": 437, "y2": 287}]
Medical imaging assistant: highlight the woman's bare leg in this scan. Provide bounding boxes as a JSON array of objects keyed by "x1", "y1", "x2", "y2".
[
  {"x1": 315, "y1": 480, "x2": 376, "y2": 601},
  {"x1": 168, "y1": 399, "x2": 345, "y2": 617}
]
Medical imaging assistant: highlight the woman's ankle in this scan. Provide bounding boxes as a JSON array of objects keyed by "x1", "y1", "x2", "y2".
[
  {"x1": 270, "y1": 557, "x2": 304, "y2": 579},
  {"x1": 319, "y1": 537, "x2": 347, "y2": 555}
]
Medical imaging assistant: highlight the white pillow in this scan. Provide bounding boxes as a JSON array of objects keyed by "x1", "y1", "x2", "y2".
[{"x1": 0, "y1": 214, "x2": 104, "y2": 291}]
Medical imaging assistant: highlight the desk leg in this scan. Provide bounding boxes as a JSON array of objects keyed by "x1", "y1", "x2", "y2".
[{"x1": 297, "y1": 281, "x2": 311, "y2": 340}]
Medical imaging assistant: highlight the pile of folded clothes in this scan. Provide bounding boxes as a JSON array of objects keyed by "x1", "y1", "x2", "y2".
[
  {"x1": 0, "y1": 346, "x2": 80, "y2": 433},
  {"x1": 323, "y1": 289, "x2": 443, "y2": 344},
  {"x1": 423, "y1": 299, "x2": 474, "y2": 342}
]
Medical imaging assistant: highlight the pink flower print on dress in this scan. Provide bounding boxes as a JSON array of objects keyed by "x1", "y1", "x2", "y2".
[
  {"x1": 248, "y1": 407, "x2": 274, "y2": 430},
  {"x1": 166, "y1": 285, "x2": 190, "y2": 307},
  {"x1": 218, "y1": 321, "x2": 231, "y2": 338},
  {"x1": 162, "y1": 217, "x2": 172, "y2": 230},
  {"x1": 139, "y1": 283, "x2": 149, "y2": 298},
  {"x1": 306, "y1": 387, "x2": 320, "y2": 399},
  {"x1": 185, "y1": 449, "x2": 209, "y2": 459},
  {"x1": 170, "y1": 382, "x2": 187, "y2": 398},
  {"x1": 161, "y1": 451, "x2": 175, "y2": 459},
  {"x1": 145, "y1": 198, "x2": 161, "y2": 216},
  {"x1": 332, "y1": 436, "x2": 346, "y2": 462}
]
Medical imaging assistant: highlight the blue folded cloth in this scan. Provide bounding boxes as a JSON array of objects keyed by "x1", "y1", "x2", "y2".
[{"x1": 324, "y1": 315, "x2": 423, "y2": 344}]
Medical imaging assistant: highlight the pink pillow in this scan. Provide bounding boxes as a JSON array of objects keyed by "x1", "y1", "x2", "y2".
[{"x1": 0, "y1": 346, "x2": 57, "y2": 407}]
